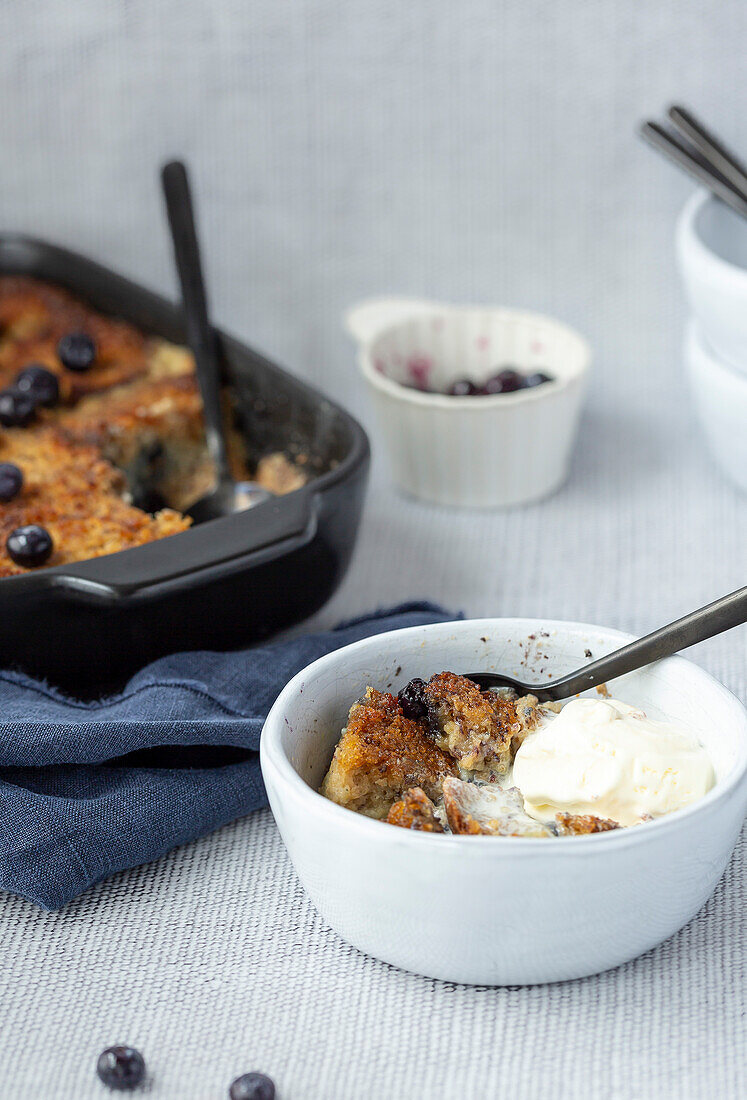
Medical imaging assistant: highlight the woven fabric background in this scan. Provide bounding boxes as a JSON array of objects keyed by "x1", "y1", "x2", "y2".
[{"x1": 0, "y1": 1, "x2": 745, "y2": 1097}]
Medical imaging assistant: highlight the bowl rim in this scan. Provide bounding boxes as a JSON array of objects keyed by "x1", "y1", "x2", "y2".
[
  {"x1": 357, "y1": 305, "x2": 592, "y2": 409},
  {"x1": 677, "y1": 188, "x2": 747, "y2": 288},
  {"x1": 260, "y1": 617, "x2": 747, "y2": 854}
]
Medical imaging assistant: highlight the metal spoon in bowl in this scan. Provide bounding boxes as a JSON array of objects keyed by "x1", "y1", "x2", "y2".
[
  {"x1": 465, "y1": 585, "x2": 747, "y2": 702},
  {"x1": 161, "y1": 160, "x2": 271, "y2": 522}
]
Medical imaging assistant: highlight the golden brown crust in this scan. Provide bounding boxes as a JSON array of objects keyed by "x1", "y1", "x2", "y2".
[
  {"x1": 424, "y1": 673, "x2": 542, "y2": 778},
  {"x1": 55, "y1": 372, "x2": 210, "y2": 512},
  {"x1": 56, "y1": 371, "x2": 204, "y2": 449},
  {"x1": 0, "y1": 427, "x2": 189, "y2": 576},
  {"x1": 387, "y1": 787, "x2": 444, "y2": 832},
  {"x1": 0, "y1": 276, "x2": 307, "y2": 574},
  {"x1": 555, "y1": 812, "x2": 620, "y2": 835},
  {"x1": 320, "y1": 688, "x2": 457, "y2": 819},
  {"x1": 0, "y1": 276, "x2": 149, "y2": 401}
]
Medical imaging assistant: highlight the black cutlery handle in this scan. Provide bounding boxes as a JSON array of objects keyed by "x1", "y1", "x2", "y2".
[
  {"x1": 161, "y1": 160, "x2": 230, "y2": 484},
  {"x1": 668, "y1": 105, "x2": 747, "y2": 199},
  {"x1": 545, "y1": 585, "x2": 747, "y2": 700},
  {"x1": 639, "y1": 121, "x2": 747, "y2": 218}
]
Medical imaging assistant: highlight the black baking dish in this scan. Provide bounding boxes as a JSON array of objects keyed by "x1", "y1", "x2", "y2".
[{"x1": 0, "y1": 235, "x2": 369, "y2": 694}]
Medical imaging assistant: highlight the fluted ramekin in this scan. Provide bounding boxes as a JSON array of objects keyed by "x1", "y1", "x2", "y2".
[{"x1": 346, "y1": 298, "x2": 591, "y2": 507}]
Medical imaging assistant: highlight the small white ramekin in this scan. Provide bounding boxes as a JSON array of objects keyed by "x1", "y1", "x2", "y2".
[
  {"x1": 677, "y1": 189, "x2": 747, "y2": 373},
  {"x1": 345, "y1": 298, "x2": 591, "y2": 508},
  {"x1": 260, "y1": 618, "x2": 747, "y2": 985},
  {"x1": 685, "y1": 318, "x2": 747, "y2": 493}
]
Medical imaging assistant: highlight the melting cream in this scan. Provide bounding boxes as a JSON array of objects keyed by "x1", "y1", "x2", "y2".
[{"x1": 513, "y1": 697, "x2": 714, "y2": 827}]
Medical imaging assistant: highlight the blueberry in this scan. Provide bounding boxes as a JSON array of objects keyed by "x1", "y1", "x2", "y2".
[
  {"x1": 0, "y1": 389, "x2": 36, "y2": 427},
  {"x1": 447, "y1": 378, "x2": 480, "y2": 396},
  {"x1": 523, "y1": 371, "x2": 553, "y2": 388},
  {"x1": 398, "y1": 677, "x2": 429, "y2": 721},
  {"x1": 6, "y1": 524, "x2": 53, "y2": 568},
  {"x1": 229, "y1": 1072, "x2": 276, "y2": 1100},
  {"x1": 58, "y1": 331, "x2": 96, "y2": 372},
  {"x1": 483, "y1": 368, "x2": 525, "y2": 394},
  {"x1": 0, "y1": 462, "x2": 23, "y2": 502},
  {"x1": 95, "y1": 1046, "x2": 145, "y2": 1091},
  {"x1": 15, "y1": 364, "x2": 60, "y2": 407}
]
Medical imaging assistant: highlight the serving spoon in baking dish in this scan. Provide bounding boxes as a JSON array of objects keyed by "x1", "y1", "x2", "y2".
[
  {"x1": 161, "y1": 160, "x2": 271, "y2": 522},
  {"x1": 465, "y1": 585, "x2": 747, "y2": 702}
]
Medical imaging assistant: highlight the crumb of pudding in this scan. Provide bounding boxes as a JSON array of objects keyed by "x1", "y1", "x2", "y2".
[
  {"x1": 423, "y1": 672, "x2": 544, "y2": 778},
  {"x1": 387, "y1": 787, "x2": 444, "y2": 832},
  {"x1": 512, "y1": 693, "x2": 559, "y2": 750},
  {"x1": 254, "y1": 452, "x2": 307, "y2": 495},
  {"x1": 442, "y1": 778, "x2": 553, "y2": 837},
  {"x1": 320, "y1": 688, "x2": 457, "y2": 819},
  {"x1": 555, "y1": 812, "x2": 620, "y2": 835},
  {"x1": 595, "y1": 683, "x2": 611, "y2": 698}
]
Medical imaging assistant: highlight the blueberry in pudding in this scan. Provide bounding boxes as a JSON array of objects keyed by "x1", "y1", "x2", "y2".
[
  {"x1": 0, "y1": 389, "x2": 36, "y2": 427},
  {"x1": 57, "y1": 330, "x2": 97, "y2": 372},
  {"x1": 15, "y1": 364, "x2": 60, "y2": 407},
  {"x1": 6, "y1": 524, "x2": 53, "y2": 567},
  {"x1": 0, "y1": 462, "x2": 22, "y2": 502},
  {"x1": 397, "y1": 676, "x2": 428, "y2": 720}
]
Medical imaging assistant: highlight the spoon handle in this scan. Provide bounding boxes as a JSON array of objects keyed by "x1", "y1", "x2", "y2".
[
  {"x1": 668, "y1": 105, "x2": 747, "y2": 199},
  {"x1": 161, "y1": 160, "x2": 231, "y2": 485},
  {"x1": 544, "y1": 585, "x2": 747, "y2": 701},
  {"x1": 639, "y1": 121, "x2": 747, "y2": 219}
]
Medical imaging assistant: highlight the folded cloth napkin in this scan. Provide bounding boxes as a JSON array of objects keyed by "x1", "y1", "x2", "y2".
[{"x1": 0, "y1": 603, "x2": 455, "y2": 910}]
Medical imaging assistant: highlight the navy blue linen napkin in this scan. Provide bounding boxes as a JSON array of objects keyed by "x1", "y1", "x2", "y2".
[{"x1": 0, "y1": 603, "x2": 455, "y2": 910}]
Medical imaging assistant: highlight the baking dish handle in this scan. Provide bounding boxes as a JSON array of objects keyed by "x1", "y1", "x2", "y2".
[{"x1": 44, "y1": 490, "x2": 317, "y2": 602}]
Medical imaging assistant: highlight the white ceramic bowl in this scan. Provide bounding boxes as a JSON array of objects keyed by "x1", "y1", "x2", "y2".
[
  {"x1": 677, "y1": 189, "x2": 747, "y2": 372},
  {"x1": 345, "y1": 298, "x2": 591, "y2": 508},
  {"x1": 685, "y1": 319, "x2": 747, "y2": 493},
  {"x1": 261, "y1": 618, "x2": 747, "y2": 986}
]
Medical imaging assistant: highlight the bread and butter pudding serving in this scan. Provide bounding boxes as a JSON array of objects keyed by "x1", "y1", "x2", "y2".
[
  {"x1": 0, "y1": 276, "x2": 306, "y2": 576},
  {"x1": 263, "y1": 617, "x2": 745, "y2": 983},
  {"x1": 320, "y1": 672, "x2": 715, "y2": 836}
]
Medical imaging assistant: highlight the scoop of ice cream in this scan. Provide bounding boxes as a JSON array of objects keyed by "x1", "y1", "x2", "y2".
[{"x1": 513, "y1": 697, "x2": 714, "y2": 827}]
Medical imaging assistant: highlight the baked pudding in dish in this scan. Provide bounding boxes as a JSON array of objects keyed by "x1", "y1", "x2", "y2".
[
  {"x1": 321, "y1": 672, "x2": 715, "y2": 836},
  {"x1": 0, "y1": 276, "x2": 306, "y2": 575}
]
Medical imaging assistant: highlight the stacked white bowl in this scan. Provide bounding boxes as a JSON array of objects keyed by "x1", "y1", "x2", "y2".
[{"x1": 677, "y1": 190, "x2": 747, "y2": 492}]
